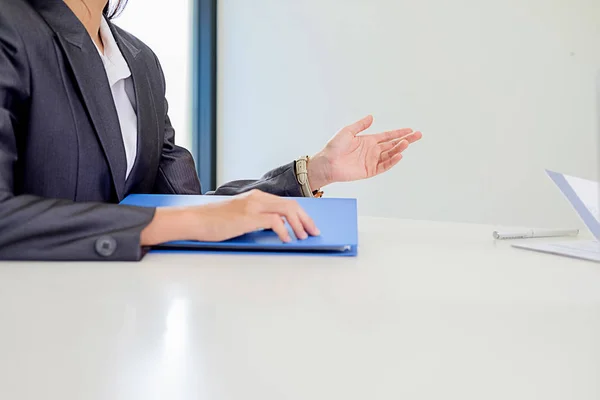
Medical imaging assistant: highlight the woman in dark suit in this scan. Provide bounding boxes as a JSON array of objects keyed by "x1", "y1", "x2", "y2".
[{"x1": 0, "y1": 0, "x2": 422, "y2": 261}]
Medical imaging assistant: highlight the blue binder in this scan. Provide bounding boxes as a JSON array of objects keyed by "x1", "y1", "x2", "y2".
[{"x1": 120, "y1": 195, "x2": 358, "y2": 256}]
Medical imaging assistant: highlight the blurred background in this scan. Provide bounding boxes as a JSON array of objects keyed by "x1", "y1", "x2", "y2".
[{"x1": 117, "y1": 0, "x2": 600, "y2": 228}]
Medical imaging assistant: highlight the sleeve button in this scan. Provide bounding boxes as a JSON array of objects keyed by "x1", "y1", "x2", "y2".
[{"x1": 95, "y1": 236, "x2": 117, "y2": 257}]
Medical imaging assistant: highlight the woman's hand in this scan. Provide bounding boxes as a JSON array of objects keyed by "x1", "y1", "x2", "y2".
[
  {"x1": 140, "y1": 190, "x2": 320, "y2": 246},
  {"x1": 307, "y1": 115, "x2": 422, "y2": 189}
]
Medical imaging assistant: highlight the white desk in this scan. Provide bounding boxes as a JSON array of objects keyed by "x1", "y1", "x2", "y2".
[{"x1": 1, "y1": 218, "x2": 600, "y2": 400}]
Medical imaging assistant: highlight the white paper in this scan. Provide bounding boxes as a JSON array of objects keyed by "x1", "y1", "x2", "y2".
[
  {"x1": 563, "y1": 174, "x2": 599, "y2": 221},
  {"x1": 512, "y1": 171, "x2": 600, "y2": 262},
  {"x1": 513, "y1": 240, "x2": 600, "y2": 263}
]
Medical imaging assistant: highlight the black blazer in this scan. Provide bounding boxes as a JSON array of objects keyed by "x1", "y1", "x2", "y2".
[{"x1": 0, "y1": 0, "x2": 303, "y2": 261}]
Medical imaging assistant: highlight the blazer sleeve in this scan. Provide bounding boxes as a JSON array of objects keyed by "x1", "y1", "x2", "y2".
[
  {"x1": 150, "y1": 55, "x2": 303, "y2": 197},
  {"x1": 0, "y1": 13, "x2": 156, "y2": 261},
  {"x1": 151, "y1": 96, "x2": 202, "y2": 194},
  {"x1": 208, "y1": 162, "x2": 303, "y2": 197}
]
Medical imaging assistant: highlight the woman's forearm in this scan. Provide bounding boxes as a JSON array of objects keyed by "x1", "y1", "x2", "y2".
[
  {"x1": 140, "y1": 208, "x2": 197, "y2": 246},
  {"x1": 138, "y1": 190, "x2": 319, "y2": 248}
]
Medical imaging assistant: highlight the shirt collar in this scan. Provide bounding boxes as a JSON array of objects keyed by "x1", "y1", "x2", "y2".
[{"x1": 95, "y1": 17, "x2": 132, "y2": 86}]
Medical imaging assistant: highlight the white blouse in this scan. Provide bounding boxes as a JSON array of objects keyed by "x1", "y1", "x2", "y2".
[{"x1": 94, "y1": 17, "x2": 138, "y2": 180}]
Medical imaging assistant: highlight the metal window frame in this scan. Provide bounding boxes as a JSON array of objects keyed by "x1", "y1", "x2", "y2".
[{"x1": 192, "y1": 0, "x2": 217, "y2": 193}]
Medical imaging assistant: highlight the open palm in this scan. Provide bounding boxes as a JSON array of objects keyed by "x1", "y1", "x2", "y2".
[{"x1": 309, "y1": 115, "x2": 422, "y2": 188}]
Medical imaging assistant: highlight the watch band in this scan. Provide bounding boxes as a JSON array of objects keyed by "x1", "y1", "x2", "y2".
[
  {"x1": 295, "y1": 156, "x2": 314, "y2": 197},
  {"x1": 295, "y1": 156, "x2": 324, "y2": 197}
]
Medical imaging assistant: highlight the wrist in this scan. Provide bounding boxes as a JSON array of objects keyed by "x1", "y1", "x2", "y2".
[
  {"x1": 140, "y1": 207, "x2": 197, "y2": 246},
  {"x1": 307, "y1": 152, "x2": 332, "y2": 190}
]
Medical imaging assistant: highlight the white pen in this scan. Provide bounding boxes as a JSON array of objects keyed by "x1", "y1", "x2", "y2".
[{"x1": 492, "y1": 228, "x2": 579, "y2": 240}]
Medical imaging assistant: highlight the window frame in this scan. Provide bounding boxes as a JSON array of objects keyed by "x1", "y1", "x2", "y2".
[{"x1": 192, "y1": 0, "x2": 217, "y2": 192}]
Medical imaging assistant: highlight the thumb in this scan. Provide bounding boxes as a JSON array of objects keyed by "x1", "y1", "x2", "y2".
[{"x1": 344, "y1": 115, "x2": 374, "y2": 136}]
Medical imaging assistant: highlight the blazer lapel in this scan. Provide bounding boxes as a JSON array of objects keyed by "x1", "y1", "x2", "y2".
[
  {"x1": 30, "y1": 0, "x2": 128, "y2": 200},
  {"x1": 111, "y1": 26, "x2": 161, "y2": 194}
]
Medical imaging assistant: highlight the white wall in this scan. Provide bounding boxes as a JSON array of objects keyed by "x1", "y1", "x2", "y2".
[
  {"x1": 116, "y1": 0, "x2": 193, "y2": 151},
  {"x1": 219, "y1": 0, "x2": 600, "y2": 228}
]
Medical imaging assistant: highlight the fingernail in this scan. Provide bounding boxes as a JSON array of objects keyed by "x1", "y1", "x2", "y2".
[
  {"x1": 315, "y1": 228, "x2": 321, "y2": 236},
  {"x1": 284, "y1": 236, "x2": 292, "y2": 243},
  {"x1": 300, "y1": 233, "x2": 308, "y2": 240}
]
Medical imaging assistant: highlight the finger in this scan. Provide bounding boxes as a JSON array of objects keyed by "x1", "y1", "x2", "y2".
[
  {"x1": 260, "y1": 197, "x2": 319, "y2": 235},
  {"x1": 377, "y1": 152, "x2": 403, "y2": 175},
  {"x1": 371, "y1": 128, "x2": 413, "y2": 143},
  {"x1": 379, "y1": 138, "x2": 406, "y2": 153},
  {"x1": 405, "y1": 131, "x2": 423, "y2": 143},
  {"x1": 378, "y1": 140, "x2": 396, "y2": 153},
  {"x1": 345, "y1": 115, "x2": 374, "y2": 136},
  {"x1": 376, "y1": 130, "x2": 422, "y2": 145},
  {"x1": 261, "y1": 214, "x2": 292, "y2": 243},
  {"x1": 296, "y1": 207, "x2": 320, "y2": 237},
  {"x1": 285, "y1": 212, "x2": 309, "y2": 240},
  {"x1": 397, "y1": 130, "x2": 422, "y2": 144},
  {"x1": 380, "y1": 139, "x2": 409, "y2": 160}
]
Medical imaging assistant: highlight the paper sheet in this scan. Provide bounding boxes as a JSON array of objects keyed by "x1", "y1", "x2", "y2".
[
  {"x1": 545, "y1": 170, "x2": 600, "y2": 240},
  {"x1": 512, "y1": 171, "x2": 600, "y2": 262},
  {"x1": 563, "y1": 174, "x2": 599, "y2": 221},
  {"x1": 513, "y1": 240, "x2": 600, "y2": 263}
]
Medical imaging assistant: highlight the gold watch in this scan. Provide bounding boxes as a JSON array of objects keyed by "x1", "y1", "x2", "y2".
[{"x1": 295, "y1": 156, "x2": 323, "y2": 198}]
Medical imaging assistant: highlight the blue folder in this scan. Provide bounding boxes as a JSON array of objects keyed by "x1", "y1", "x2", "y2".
[{"x1": 120, "y1": 194, "x2": 358, "y2": 256}]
